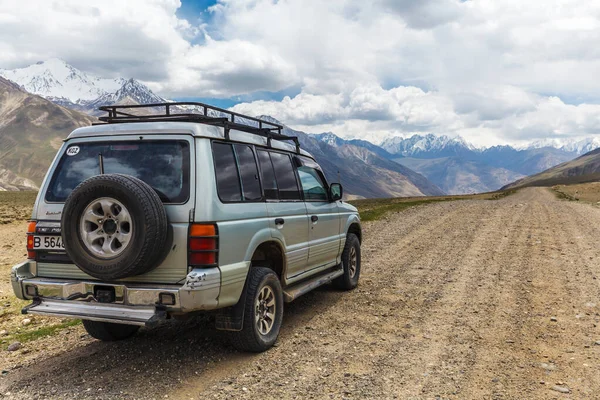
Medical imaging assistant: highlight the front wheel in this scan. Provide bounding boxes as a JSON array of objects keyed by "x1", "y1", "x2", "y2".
[
  {"x1": 333, "y1": 233, "x2": 361, "y2": 290},
  {"x1": 82, "y1": 320, "x2": 140, "y2": 341},
  {"x1": 229, "y1": 267, "x2": 284, "y2": 352}
]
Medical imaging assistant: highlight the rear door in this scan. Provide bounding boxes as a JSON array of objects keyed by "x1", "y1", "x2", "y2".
[
  {"x1": 37, "y1": 135, "x2": 195, "y2": 283},
  {"x1": 257, "y1": 150, "x2": 309, "y2": 279},
  {"x1": 295, "y1": 157, "x2": 341, "y2": 270}
]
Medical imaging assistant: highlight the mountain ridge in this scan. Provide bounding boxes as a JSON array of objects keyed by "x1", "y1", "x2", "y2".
[
  {"x1": 314, "y1": 131, "x2": 589, "y2": 194},
  {"x1": 0, "y1": 59, "x2": 164, "y2": 114},
  {"x1": 503, "y1": 147, "x2": 600, "y2": 189}
]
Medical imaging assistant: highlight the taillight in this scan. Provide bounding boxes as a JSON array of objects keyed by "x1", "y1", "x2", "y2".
[
  {"x1": 188, "y1": 224, "x2": 218, "y2": 269},
  {"x1": 26, "y1": 221, "x2": 36, "y2": 259}
]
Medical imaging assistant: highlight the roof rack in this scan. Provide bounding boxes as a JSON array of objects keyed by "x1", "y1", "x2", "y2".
[{"x1": 96, "y1": 101, "x2": 300, "y2": 153}]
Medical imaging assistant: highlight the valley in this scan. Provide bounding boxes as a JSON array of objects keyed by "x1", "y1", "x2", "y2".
[{"x1": 2, "y1": 187, "x2": 600, "y2": 398}]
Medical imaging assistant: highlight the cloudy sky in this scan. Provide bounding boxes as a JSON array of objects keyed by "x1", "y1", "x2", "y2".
[{"x1": 1, "y1": 0, "x2": 600, "y2": 146}]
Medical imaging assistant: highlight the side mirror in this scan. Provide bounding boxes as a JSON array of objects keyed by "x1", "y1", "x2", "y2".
[{"x1": 330, "y1": 183, "x2": 343, "y2": 201}]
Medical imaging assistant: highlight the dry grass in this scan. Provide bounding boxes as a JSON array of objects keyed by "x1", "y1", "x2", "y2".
[
  {"x1": 552, "y1": 182, "x2": 600, "y2": 203},
  {"x1": 0, "y1": 191, "x2": 37, "y2": 224},
  {"x1": 349, "y1": 190, "x2": 516, "y2": 222}
]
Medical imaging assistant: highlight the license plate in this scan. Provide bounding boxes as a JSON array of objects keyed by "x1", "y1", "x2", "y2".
[{"x1": 32, "y1": 236, "x2": 65, "y2": 250}]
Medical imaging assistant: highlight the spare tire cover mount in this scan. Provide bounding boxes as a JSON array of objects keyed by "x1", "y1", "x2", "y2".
[{"x1": 79, "y1": 197, "x2": 133, "y2": 259}]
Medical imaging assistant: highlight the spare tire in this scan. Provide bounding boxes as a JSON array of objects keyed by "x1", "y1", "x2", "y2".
[{"x1": 61, "y1": 174, "x2": 168, "y2": 280}]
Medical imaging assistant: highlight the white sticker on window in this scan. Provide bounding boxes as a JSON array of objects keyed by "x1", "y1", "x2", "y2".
[{"x1": 66, "y1": 146, "x2": 80, "y2": 156}]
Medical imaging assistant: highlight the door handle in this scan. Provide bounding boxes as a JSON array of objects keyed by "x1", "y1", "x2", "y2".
[
  {"x1": 275, "y1": 218, "x2": 285, "y2": 225},
  {"x1": 311, "y1": 215, "x2": 319, "y2": 222}
]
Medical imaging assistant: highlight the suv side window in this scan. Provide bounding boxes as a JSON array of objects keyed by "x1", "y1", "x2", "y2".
[
  {"x1": 269, "y1": 152, "x2": 302, "y2": 201},
  {"x1": 257, "y1": 150, "x2": 279, "y2": 200},
  {"x1": 212, "y1": 142, "x2": 242, "y2": 202},
  {"x1": 297, "y1": 166, "x2": 328, "y2": 201},
  {"x1": 233, "y1": 144, "x2": 262, "y2": 201}
]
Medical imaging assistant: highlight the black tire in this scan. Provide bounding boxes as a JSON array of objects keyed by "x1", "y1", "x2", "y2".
[
  {"x1": 62, "y1": 174, "x2": 168, "y2": 281},
  {"x1": 229, "y1": 267, "x2": 284, "y2": 352},
  {"x1": 333, "y1": 233, "x2": 361, "y2": 290},
  {"x1": 82, "y1": 320, "x2": 140, "y2": 341}
]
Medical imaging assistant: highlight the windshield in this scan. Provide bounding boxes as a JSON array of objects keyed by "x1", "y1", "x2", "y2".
[{"x1": 46, "y1": 140, "x2": 190, "y2": 203}]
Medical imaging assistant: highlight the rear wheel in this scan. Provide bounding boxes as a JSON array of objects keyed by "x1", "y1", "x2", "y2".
[
  {"x1": 333, "y1": 233, "x2": 361, "y2": 290},
  {"x1": 229, "y1": 267, "x2": 283, "y2": 352},
  {"x1": 82, "y1": 320, "x2": 140, "y2": 341}
]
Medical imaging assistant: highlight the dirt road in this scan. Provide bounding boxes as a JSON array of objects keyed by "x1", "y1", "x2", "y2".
[{"x1": 2, "y1": 187, "x2": 600, "y2": 399}]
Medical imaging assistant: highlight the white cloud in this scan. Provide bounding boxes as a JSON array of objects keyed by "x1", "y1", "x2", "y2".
[
  {"x1": 0, "y1": 0, "x2": 295, "y2": 96},
  {"x1": 1, "y1": 0, "x2": 600, "y2": 145}
]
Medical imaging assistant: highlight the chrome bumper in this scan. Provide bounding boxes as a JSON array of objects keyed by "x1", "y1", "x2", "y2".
[{"x1": 11, "y1": 261, "x2": 223, "y2": 326}]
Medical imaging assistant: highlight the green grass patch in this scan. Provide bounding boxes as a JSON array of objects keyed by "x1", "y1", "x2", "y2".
[
  {"x1": 2, "y1": 319, "x2": 81, "y2": 349},
  {"x1": 350, "y1": 198, "x2": 452, "y2": 222}
]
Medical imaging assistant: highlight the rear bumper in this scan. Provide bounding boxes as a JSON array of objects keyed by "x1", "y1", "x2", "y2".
[{"x1": 10, "y1": 260, "x2": 233, "y2": 326}]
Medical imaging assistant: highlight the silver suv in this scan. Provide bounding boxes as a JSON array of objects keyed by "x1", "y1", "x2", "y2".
[{"x1": 11, "y1": 102, "x2": 362, "y2": 352}]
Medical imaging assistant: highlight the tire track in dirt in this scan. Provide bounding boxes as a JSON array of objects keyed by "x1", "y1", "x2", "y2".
[{"x1": 412, "y1": 195, "x2": 532, "y2": 399}]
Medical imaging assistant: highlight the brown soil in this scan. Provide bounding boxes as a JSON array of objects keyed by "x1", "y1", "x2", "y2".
[{"x1": 1, "y1": 187, "x2": 600, "y2": 399}]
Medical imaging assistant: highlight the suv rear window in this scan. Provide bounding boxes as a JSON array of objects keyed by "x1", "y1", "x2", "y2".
[{"x1": 46, "y1": 141, "x2": 190, "y2": 203}]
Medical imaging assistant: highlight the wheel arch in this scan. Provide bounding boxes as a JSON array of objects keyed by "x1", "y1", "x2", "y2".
[
  {"x1": 243, "y1": 228, "x2": 287, "y2": 280},
  {"x1": 345, "y1": 215, "x2": 362, "y2": 243}
]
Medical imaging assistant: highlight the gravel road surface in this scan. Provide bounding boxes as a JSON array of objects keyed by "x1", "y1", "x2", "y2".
[{"x1": 1, "y1": 187, "x2": 600, "y2": 399}]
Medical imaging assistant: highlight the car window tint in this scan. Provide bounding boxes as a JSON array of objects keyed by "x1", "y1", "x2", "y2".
[
  {"x1": 298, "y1": 166, "x2": 328, "y2": 201},
  {"x1": 269, "y1": 152, "x2": 301, "y2": 200},
  {"x1": 233, "y1": 144, "x2": 261, "y2": 201},
  {"x1": 46, "y1": 141, "x2": 190, "y2": 203},
  {"x1": 212, "y1": 142, "x2": 242, "y2": 202},
  {"x1": 257, "y1": 150, "x2": 278, "y2": 200}
]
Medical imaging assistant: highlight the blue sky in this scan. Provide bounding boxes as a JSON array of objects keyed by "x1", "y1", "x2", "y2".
[{"x1": 176, "y1": 0, "x2": 216, "y2": 20}]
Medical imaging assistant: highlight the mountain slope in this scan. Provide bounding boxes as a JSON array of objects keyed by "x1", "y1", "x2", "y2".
[
  {"x1": 503, "y1": 148, "x2": 600, "y2": 189},
  {"x1": 259, "y1": 117, "x2": 444, "y2": 198},
  {"x1": 0, "y1": 77, "x2": 96, "y2": 188},
  {"x1": 317, "y1": 132, "x2": 588, "y2": 194},
  {"x1": 314, "y1": 133, "x2": 395, "y2": 159},
  {"x1": 396, "y1": 157, "x2": 524, "y2": 194}
]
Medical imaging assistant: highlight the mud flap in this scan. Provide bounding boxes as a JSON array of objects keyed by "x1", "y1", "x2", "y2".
[{"x1": 215, "y1": 277, "x2": 249, "y2": 331}]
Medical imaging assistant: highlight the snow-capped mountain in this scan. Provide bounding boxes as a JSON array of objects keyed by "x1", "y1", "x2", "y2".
[
  {"x1": 0, "y1": 58, "x2": 125, "y2": 104},
  {"x1": 0, "y1": 59, "x2": 165, "y2": 114},
  {"x1": 313, "y1": 132, "x2": 345, "y2": 147},
  {"x1": 85, "y1": 78, "x2": 165, "y2": 115},
  {"x1": 522, "y1": 137, "x2": 600, "y2": 155},
  {"x1": 380, "y1": 134, "x2": 478, "y2": 158}
]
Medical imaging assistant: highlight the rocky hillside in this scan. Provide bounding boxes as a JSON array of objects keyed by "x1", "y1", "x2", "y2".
[
  {"x1": 0, "y1": 77, "x2": 96, "y2": 189},
  {"x1": 503, "y1": 148, "x2": 600, "y2": 189}
]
